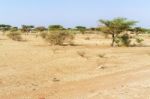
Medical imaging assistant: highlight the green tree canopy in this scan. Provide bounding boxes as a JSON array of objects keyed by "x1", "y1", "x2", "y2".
[{"x1": 99, "y1": 17, "x2": 137, "y2": 46}]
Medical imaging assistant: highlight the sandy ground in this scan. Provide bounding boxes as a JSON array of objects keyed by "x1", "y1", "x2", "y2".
[{"x1": 0, "y1": 34, "x2": 150, "y2": 99}]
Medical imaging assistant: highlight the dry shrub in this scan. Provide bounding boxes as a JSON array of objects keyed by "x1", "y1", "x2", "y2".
[
  {"x1": 97, "y1": 53, "x2": 106, "y2": 58},
  {"x1": 40, "y1": 32, "x2": 47, "y2": 39},
  {"x1": 77, "y1": 51, "x2": 89, "y2": 59},
  {"x1": 42, "y1": 31, "x2": 74, "y2": 45},
  {"x1": 7, "y1": 32, "x2": 22, "y2": 41},
  {"x1": 77, "y1": 51, "x2": 86, "y2": 57}
]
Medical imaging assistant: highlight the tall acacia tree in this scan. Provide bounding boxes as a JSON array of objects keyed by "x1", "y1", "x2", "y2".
[{"x1": 99, "y1": 17, "x2": 137, "y2": 47}]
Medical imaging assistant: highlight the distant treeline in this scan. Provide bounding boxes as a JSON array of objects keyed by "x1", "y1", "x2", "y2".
[
  {"x1": 1, "y1": 17, "x2": 150, "y2": 47},
  {"x1": 0, "y1": 18, "x2": 150, "y2": 34}
]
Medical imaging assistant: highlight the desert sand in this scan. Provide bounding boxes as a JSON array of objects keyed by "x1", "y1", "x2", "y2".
[{"x1": 0, "y1": 34, "x2": 150, "y2": 99}]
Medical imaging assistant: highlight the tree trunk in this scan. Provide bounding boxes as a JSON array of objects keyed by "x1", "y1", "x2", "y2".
[{"x1": 111, "y1": 34, "x2": 115, "y2": 47}]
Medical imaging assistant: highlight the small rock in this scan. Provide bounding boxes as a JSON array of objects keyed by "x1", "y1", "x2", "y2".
[
  {"x1": 97, "y1": 65, "x2": 106, "y2": 69},
  {"x1": 53, "y1": 78, "x2": 60, "y2": 82}
]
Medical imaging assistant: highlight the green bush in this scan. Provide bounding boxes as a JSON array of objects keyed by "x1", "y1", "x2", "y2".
[
  {"x1": 115, "y1": 34, "x2": 131, "y2": 47},
  {"x1": 115, "y1": 33, "x2": 144, "y2": 47},
  {"x1": 7, "y1": 32, "x2": 22, "y2": 41},
  {"x1": 136, "y1": 37, "x2": 144, "y2": 44},
  {"x1": 44, "y1": 31, "x2": 74, "y2": 45},
  {"x1": 120, "y1": 34, "x2": 131, "y2": 47}
]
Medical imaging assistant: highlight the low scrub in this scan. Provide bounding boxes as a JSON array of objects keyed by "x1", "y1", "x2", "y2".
[
  {"x1": 97, "y1": 53, "x2": 106, "y2": 58},
  {"x1": 115, "y1": 33, "x2": 144, "y2": 47},
  {"x1": 77, "y1": 51, "x2": 86, "y2": 57},
  {"x1": 42, "y1": 31, "x2": 74, "y2": 45},
  {"x1": 40, "y1": 32, "x2": 47, "y2": 39},
  {"x1": 7, "y1": 32, "x2": 22, "y2": 41},
  {"x1": 135, "y1": 37, "x2": 144, "y2": 44},
  {"x1": 115, "y1": 34, "x2": 131, "y2": 47}
]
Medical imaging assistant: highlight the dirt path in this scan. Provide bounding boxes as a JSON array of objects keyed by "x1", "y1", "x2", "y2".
[
  {"x1": 44, "y1": 65, "x2": 150, "y2": 99},
  {"x1": 2, "y1": 65, "x2": 150, "y2": 99}
]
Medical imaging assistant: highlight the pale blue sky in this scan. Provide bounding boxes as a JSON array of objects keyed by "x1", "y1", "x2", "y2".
[{"x1": 0, "y1": 0, "x2": 150, "y2": 28}]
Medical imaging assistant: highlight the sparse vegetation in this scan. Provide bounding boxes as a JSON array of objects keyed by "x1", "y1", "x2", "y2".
[
  {"x1": 0, "y1": 17, "x2": 147, "y2": 47},
  {"x1": 97, "y1": 53, "x2": 106, "y2": 58},
  {"x1": 52, "y1": 78, "x2": 60, "y2": 82},
  {"x1": 115, "y1": 33, "x2": 131, "y2": 47},
  {"x1": 35, "y1": 26, "x2": 47, "y2": 33},
  {"x1": 77, "y1": 51, "x2": 86, "y2": 58},
  {"x1": 75, "y1": 26, "x2": 87, "y2": 34},
  {"x1": 0, "y1": 18, "x2": 150, "y2": 99},
  {"x1": 21, "y1": 25, "x2": 34, "y2": 34},
  {"x1": 44, "y1": 31, "x2": 74, "y2": 45},
  {"x1": 1, "y1": 0, "x2": 150, "y2": 98},
  {"x1": 7, "y1": 32, "x2": 22, "y2": 41},
  {"x1": 136, "y1": 37, "x2": 144, "y2": 44},
  {"x1": 40, "y1": 32, "x2": 47, "y2": 39},
  {"x1": 99, "y1": 17, "x2": 137, "y2": 47},
  {"x1": 0, "y1": 24, "x2": 12, "y2": 35}
]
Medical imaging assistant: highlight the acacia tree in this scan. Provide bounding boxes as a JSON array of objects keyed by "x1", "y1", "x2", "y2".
[{"x1": 99, "y1": 17, "x2": 137, "y2": 47}]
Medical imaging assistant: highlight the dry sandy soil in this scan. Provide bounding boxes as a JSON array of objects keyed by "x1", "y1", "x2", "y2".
[{"x1": 0, "y1": 34, "x2": 150, "y2": 99}]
